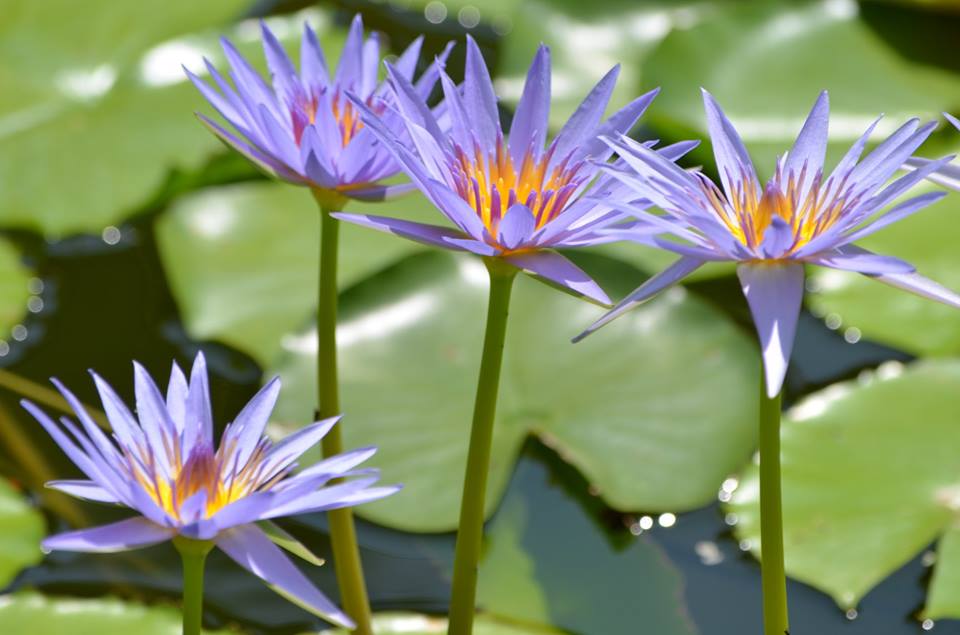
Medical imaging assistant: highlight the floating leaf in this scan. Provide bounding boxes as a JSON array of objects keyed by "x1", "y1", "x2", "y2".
[
  {"x1": 726, "y1": 359, "x2": 960, "y2": 616},
  {"x1": 156, "y1": 182, "x2": 438, "y2": 363},
  {"x1": 267, "y1": 251, "x2": 758, "y2": 531},
  {"x1": 0, "y1": 592, "x2": 227, "y2": 634},
  {"x1": 479, "y1": 454, "x2": 697, "y2": 635},
  {"x1": 0, "y1": 4, "x2": 346, "y2": 235},
  {"x1": 644, "y1": 0, "x2": 960, "y2": 173},
  {"x1": 0, "y1": 479, "x2": 44, "y2": 588},
  {"x1": 807, "y1": 183, "x2": 960, "y2": 356}
]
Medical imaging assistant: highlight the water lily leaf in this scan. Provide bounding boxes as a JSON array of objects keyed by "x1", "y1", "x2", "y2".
[
  {"x1": 496, "y1": 0, "x2": 726, "y2": 130},
  {"x1": 726, "y1": 359, "x2": 960, "y2": 616},
  {"x1": 0, "y1": 4, "x2": 345, "y2": 236},
  {"x1": 644, "y1": 0, "x2": 960, "y2": 174},
  {"x1": 0, "y1": 591, "x2": 227, "y2": 634},
  {"x1": 156, "y1": 182, "x2": 438, "y2": 363},
  {"x1": 267, "y1": 250, "x2": 758, "y2": 531},
  {"x1": 0, "y1": 479, "x2": 44, "y2": 588},
  {"x1": 318, "y1": 612, "x2": 560, "y2": 634},
  {"x1": 807, "y1": 183, "x2": 960, "y2": 356},
  {"x1": 479, "y1": 454, "x2": 697, "y2": 635}
]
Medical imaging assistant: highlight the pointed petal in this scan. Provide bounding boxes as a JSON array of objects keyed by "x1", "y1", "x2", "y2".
[
  {"x1": 216, "y1": 524, "x2": 354, "y2": 628},
  {"x1": 808, "y1": 246, "x2": 915, "y2": 274},
  {"x1": 46, "y1": 480, "x2": 120, "y2": 503},
  {"x1": 701, "y1": 89, "x2": 759, "y2": 201},
  {"x1": 509, "y1": 44, "x2": 550, "y2": 163},
  {"x1": 43, "y1": 517, "x2": 173, "y2": 553},
  {"x1": 736, "y1": 263, "x2": 805, "y2": 398},
  {"x1": 166, "y1": 362, "x2": 189, "y2": 434},
  {"x1": 229, "y1": 377, "x2": 281, "y2": 468},
  {"x1": 332, "y1": 212, "x2": 472, "y2": 252},
  {"x1": 903, "y1": 156, "x2": 960, "y2": 192},
  {"x1": 300, "y1": 22, "x2": 330, "y2": 85},
  {"x1": 784, "y1": 91, "x2": 829, "y2": 180},
  {"x1": 574, "y1": 256, "x2": 704, "y2": 342},
  {"x1": 575, "y1": 88, "x2": 658, "y2": 163},
  {"x1": 343, "y1": 182, "x2": 416, "y2": 201},
  {"x1": 551, "y1": 65, "x2": 619, "y2": 162},
  {"x1": 260, "y1": 20, "x2": 297, "y2": 97},
  {"x1": 867, "y1": 270, "x2": 960, "y2": 309},
  {"x1": 335, "y1": 14, "x2": 365, "y2": 88},
  {"x1": 186, "y1": 353, "x2": 214, "y2": 448},
  {"x1": 462, "y1": 35, "x2": 500, "y2": 148},
  {"x1": 262, "y1": 417, "x2": 340, "y2": 475},
  {"x1": 504, "y1": 250, "x2": 610, "y2": 305}
]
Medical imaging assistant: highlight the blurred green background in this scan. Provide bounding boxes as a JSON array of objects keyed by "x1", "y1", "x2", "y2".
[{"x1": 2, "y1": 0, "x2": 960, "y2": 633}]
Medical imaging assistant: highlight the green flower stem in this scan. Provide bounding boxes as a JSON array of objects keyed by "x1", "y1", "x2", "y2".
[
  {"x1": 314, "y1": 190, "x2": 374, "y2": 635},
  {"x1": 174, "y1": 536, "x2": 214, "y2": 635},
  {"x1": 758, "y1": 368, "x2": 789, "y2": 635},
  {"x1": 447, "y1": 258, "x2": 518, "y2": 635}
]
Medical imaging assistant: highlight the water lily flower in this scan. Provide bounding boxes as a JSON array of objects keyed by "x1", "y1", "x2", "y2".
[
  {"x1": 186, "y1": 14, "x2": 451, "y2": 203},
  {"x1": 576, "y1": 90, "x2": 960, "y2": 397},
  {"x1": 334, "y1": 37, "x2": 696, "y2": 305},
  {"x1": 24, "y1": 353, "x2": 397, "y2": 629}
]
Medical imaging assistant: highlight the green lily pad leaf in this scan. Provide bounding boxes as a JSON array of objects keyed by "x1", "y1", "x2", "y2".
[
  {"x1": 479, "y1": 454, "x2": 697, "y2": 634},
  {"x1": 0, "y1": 592, "x2": 226, "y2": 634},
  {"x1": 318, "y1": 612, "x2": 561, "y2": 634},
  {"x1": 0, "y1": 237, "x2": 32, "y2": 343},
  {"x1": 268, "y1": 250, "x2": 758, "y2": 531},
  {"x1": 806, "y1": 183, "x2": 960, "y2": 356},
  {"x1": 156, "y1": 182, "x2": 439, "y2": 364},
  {"x1": 496, "y1": 1, "x2": 724, "y2": 129},
  {"x1": 644, "y1": 0, "x2": 960, "y2": 174},
  {"x1": 0, "y1": 4, "x2": 345, "y2": 236},
  {"x1": 726, "y1": 359, "x2": 960, "y2": 615},
  {"x1": 0, "y1": 479, "x2": 44, "y2": 588}
]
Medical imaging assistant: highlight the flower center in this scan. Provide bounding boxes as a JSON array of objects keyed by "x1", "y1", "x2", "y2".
[
  {"x1": 701, "y1": 166, "x2": 854, "y2": 255},
  {"x1": 289, "y1": 86, "x2": 366, "y2": 148},
  {"x1": 450, "y1": 137, "x2": 585, "y2": 238},
  {"x1": 129, "y1": 436, "x2": 282, "y2": 522}
]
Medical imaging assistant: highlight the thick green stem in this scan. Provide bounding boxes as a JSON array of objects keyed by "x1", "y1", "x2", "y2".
[
  {"x1": 314, "y1": 191, "x2": 373, "y2": 635},
  {"x1": 174, "y1": 537, "x2": 213, "y2": 635},
  {"x1": 758, "y1": 370, "x2": 789, "y2": 635},
  {"x1": 447, "y1": 259, "x2": 517, "y2": 635}
]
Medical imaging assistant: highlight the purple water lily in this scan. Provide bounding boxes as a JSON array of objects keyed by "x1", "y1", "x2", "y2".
[
  {"x1": 25, "y1": 353, "x2": 397, "y2": 628},
  {"x1": 186, "y1": 14, "x2": 451, "y2": 202},
  {"x1": 575, "y1": 90, "x2": 960, "y2": 397},
  {"x1": 333, "y1": 38, "x2": 696, "y2": 305}
]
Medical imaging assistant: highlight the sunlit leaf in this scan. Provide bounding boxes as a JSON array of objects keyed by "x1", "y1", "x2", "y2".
[
  {"x1": 0, "y1": 592, "x2": 227, "y2": 634},
  {"x1": 0, "y1": 479, "x2": 44, "y2": 588},
  {"x1": 267, "y1": 251, "x2": 758, "y2": 531},
  {"x1": 726, "y1": 359, "x2": 960, "y2": 616}
]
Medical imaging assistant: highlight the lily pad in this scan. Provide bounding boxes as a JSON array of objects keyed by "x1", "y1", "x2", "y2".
[
  {"x1": 0, "y1": 4, "x2": 346, "y2": 236},
  {"x1": 0, "y1": 591, "x2": 226, "y2": 634},
  {"x1": 0, "y1": 479, "x2": 44, "y2": 589},
  {"x1": 496, "y1": 0, "x2": 726, "y2": 129},
  {"x1": 318, "y1": 612, "x2": 560, "y2": 634},
  {"x1": 644, "y1": 0, "x2": 960, "y2": 174},
  {"x1": 726, "y1": 359, "x2": 960, "y2": 616},
  {"x1": 268, "y1": 250, "x2": 758, "y2": 531},
  {"x1": 156, "y1": 182, "x2": 438, "y2": 363},
  {"x1": 806, "y1": 182, "x2": 960, "y2": 357},
  {"x1": 479, "y1": 453, "x2": 697, "y2": 635}
]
